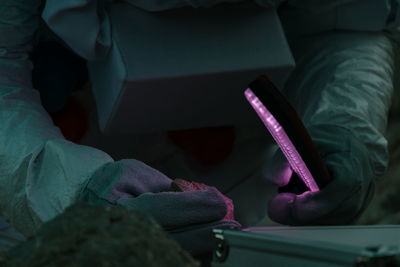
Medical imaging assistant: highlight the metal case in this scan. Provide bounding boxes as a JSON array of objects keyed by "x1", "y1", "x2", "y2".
[{"x1": 212, "y1": 226, "x2": 400, "y2": 267}]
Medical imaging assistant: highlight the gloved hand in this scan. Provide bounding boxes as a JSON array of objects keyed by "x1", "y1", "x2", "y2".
[
  {"x1": 264, "y1": 124, "x2": 375, "y2": 225},
  {"x1": 128, "y1": 0, "x2": 282, "y2": 11},
  {"x1": 78, "y1": 159, "x2": 241, "y2": 255}
]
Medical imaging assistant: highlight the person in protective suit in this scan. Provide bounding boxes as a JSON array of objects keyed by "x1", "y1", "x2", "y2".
[{"x1": 0, "y1": 0, "x2": 399, "y2": 257}]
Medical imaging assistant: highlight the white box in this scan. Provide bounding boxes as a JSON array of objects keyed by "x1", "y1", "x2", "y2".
[{"x1": 88, "y1": 2, "x2": 295, "y2": 134}]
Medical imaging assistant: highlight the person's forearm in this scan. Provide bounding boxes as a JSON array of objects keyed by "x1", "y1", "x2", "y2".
[
  {"x1": 283, "y1": 32, "x2": 398, "y2": 177},
  {"x1": 0, "y1": 1, "x2": 113, "y2": 236},
  {"x1": 0, "y1": 0, "x2": 46, "y2": 235}
]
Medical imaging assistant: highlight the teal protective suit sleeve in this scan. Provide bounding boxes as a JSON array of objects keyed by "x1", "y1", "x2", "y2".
[
  {"x1": 42, "y1": 0, "x2": 113, "y2": 60},
  {"x1": 286, "y1": 32, "x2": 398, "y2": 177},
  {"x1": 0, "y1": 0, "x2": 114, "y2": 236},
  {"x1": 0, "y1": 4, "x2": 239, "y2": 256},
  {"x1": 264, "y1": 31, "x2": 399, "y2": 225}
]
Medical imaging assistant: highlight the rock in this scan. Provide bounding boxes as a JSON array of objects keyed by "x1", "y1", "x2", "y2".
[
  {"x1": 171, "y1": 179, "x2": 235, "y2": 221},
  {"x1": 0, "y1": 250, "x2": 8, "y2": 265},
  {"x1": 5, "y1": 203, "x2": 199, "y2": 267}
]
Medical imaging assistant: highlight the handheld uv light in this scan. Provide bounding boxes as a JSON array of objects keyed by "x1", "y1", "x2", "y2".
[{"x1": 245, "y1": 76, "x2": 331, "y2": 192}]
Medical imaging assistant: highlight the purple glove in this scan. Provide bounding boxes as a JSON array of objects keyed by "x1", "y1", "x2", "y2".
[
  {"x1": 264, "y1": 125, "x2": 375, "y2": 225},
  {"x1": 79, "y1": 159, "x2": 241, "y2": 255}
]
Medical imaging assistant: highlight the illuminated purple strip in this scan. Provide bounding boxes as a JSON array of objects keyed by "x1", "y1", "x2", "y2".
[{"x1": 244, "y1": 88, "x2": 319, "y2": 192}]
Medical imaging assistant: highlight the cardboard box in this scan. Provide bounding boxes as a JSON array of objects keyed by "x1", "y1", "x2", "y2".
[{"x1": 88, "y1": 2, "x2": 295, "y2": 134}]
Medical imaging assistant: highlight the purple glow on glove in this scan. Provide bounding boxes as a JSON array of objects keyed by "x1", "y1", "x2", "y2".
[{"x1": 244, "y1": 88, "x2": 319, "y2": 192}]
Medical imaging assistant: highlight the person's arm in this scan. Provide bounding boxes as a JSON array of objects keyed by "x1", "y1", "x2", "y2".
[
  {"x1": 287, "y1": 32, "x2": 397, "y2": 178},
  {"x1": 0, "y1": 3, "x2": 238, "y2": 256},
  {"x1": 266, "y1": 30, "x2": 399, "y2": 225},
  {"x1": 0, "y1": 1, "x2": 114, "y2": 236}
]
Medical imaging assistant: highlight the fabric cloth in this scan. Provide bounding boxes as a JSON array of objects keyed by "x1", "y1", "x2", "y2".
[{"x1": 42, "y1": 0, "x2": 113, "y2": 60}]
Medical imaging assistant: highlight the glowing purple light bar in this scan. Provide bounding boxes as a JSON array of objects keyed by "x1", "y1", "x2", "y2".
[{"x1": 244, "y1": 88, "x2": 319, "y2": 192}]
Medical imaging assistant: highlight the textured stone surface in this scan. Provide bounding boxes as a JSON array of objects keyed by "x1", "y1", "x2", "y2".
[
  {"x1": 171, "y1": 179, "x2": 235, "y2": 221},
  {"x1": 0, "y1": 250, "x2": 8, "y2": 265},
  {"x1": 4, "y1": 203, "x2": 199, "y2": 267}
]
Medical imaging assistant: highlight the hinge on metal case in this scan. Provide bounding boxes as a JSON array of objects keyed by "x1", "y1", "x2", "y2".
[
  {"x1": 355, "y1": 245, "x2": 400, "y2": 267},
  {"x1": 213, "y1": 229, "x2": 229, "y2": 263}
]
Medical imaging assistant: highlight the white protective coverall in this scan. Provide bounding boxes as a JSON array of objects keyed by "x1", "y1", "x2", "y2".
[{"x1": 0, "y1": 0, "x2": 399, "y2": 254}]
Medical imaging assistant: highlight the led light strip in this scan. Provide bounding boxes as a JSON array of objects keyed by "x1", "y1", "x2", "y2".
[{"x1": 244, "y1": 88, "x2": 319, "y2": 192}]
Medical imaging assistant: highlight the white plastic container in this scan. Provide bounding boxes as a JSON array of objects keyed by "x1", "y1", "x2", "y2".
[{"x1": 88, "y1": 2, "x2": 295, "y2": 134}]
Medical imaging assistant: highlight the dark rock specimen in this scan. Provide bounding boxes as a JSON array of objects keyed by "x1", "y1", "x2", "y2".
[
  {"x1": 0, "y1": 250, "x2": 8, "y2": 265},
  {"x1": 4, "y1": 203, "x2": 199, "y2": 267}
]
